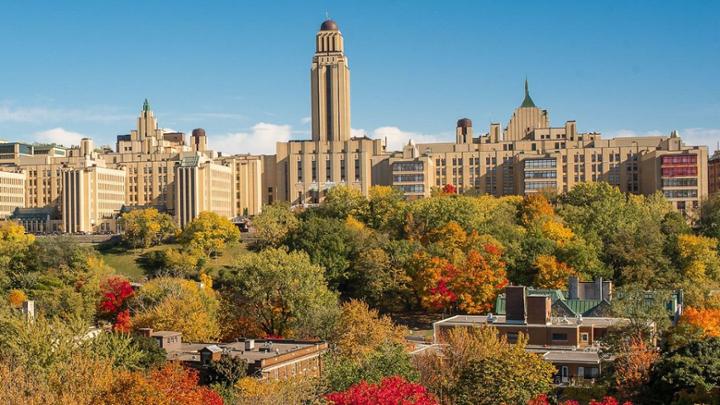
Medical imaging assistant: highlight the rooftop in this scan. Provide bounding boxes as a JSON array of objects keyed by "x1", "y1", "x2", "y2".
[{"x1": 435, "y1": 314, "x2": 628, "y2": 329}]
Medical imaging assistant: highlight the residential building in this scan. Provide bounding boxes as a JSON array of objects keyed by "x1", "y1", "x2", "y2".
[
  {"x1": 433, "y1": 285, "x2": 632, "y2": 385},
  {"x1": 139, "y1": 328, "x2": 328, "y2": 381}
]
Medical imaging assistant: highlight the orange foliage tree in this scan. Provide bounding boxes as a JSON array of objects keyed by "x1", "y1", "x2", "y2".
[
  {"x1": 418, "y1": 243, "x2": 507, "y2": 314},
  {"x1": 613, "y1": 334, "x2": 659, "y2": 401},
  {"x1": 534, "y1": 255, "x2": 576, "y2": 289},
  {"x1": 680, "y1": 306, "x2": 720, "y2": 337}
]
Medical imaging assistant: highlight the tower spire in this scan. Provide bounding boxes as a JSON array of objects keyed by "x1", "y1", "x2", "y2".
[
  {"x1": 521, "y1": 78, "x2": 536, "y2": 108},
  {"x1": 143, "y1": 98, "x2": 150, "y2": 112}
]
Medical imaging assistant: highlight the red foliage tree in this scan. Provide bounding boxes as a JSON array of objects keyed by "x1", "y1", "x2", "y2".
[
  {"x1": 148, "y1": 363, "x2": 224, "y2": 405},
  {"x1": 326, "y1": 376, "x2": 438, "y2": 405},
  {"x1": 113, "y1": 308, "x2": 132, "y2": 332},
  {"x1": 99, "y1": 276, "x2": 134, "y2": 315},
  {"x1": 442, "y1": 184, "x2": 457, "y2": 194}
]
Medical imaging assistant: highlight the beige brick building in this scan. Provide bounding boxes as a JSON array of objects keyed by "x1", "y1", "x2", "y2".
[
  {"x1": 0, "y1": 170, "x2": 25, "y2": 218},
  {"x1": 0, "y1": 18, "x2": 711, "y2": 231}
]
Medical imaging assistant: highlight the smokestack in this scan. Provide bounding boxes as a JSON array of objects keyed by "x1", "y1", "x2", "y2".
[{"x1": 505, "y1": 286, "x2": 527, "y2": 324}]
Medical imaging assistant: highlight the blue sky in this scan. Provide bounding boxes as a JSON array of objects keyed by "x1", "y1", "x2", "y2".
[{"x1": 0, "y1": 0, "x2": 718, "y2": 154}]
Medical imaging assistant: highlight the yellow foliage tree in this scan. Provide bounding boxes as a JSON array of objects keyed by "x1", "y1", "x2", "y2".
[
  {"x1": 534, "y1": 255, "x2": 576, "y2": 289},
  {"x1": 676, "y1": 234, "x2": 720, "y2": 306},
  {"x1": 131, "y1": 277, "x2": 220, "y2": 341},
  {"x1": 332, "y1": 299, "x2": 409, "y2": 361},
  {"x1": 178, "y1": 211, "x2": 240, "y2": 257},
  {"x1": 120, "y1": 208, "x2": 177, "y2": 249}
]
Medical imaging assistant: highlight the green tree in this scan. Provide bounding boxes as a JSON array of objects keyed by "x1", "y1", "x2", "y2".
[
  {"x1": 220, "y1": 248, "x2": 339, "y2": 338},
  {"x1": 252, "y1": 202, "x2": 299, "y2": 248},
  {"x1": 205, "y1": 355, "x2": 247, "y2": 386},
  {"x1": 648, "y1": 337, "x2": 720, "y2": 403},
  {"x1": 120, "y1": 208, "x2": 177, "y2": 249},
  {"x1": 699, "y1": 192, "x2": 720, "y2": 242},
  {"x1": 322, "y1": 185, "x2": 369, "y2": 219},
  {"x1": 323, "y1": 343, "x2": 418, "y2": 393},
  {"x1": 287, "y1": 215, "x2": 354, "y2": 291},
  {"x1": 364, "y1": 186, "x2": 406, "y2": 232},
  {"x1": 178, "y1": 211, "x2": 240, "y2": 257}
]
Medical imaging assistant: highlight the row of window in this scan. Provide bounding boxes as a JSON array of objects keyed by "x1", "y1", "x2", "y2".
[
  {"x1": 392, "y1": 162, "x2": 424, "y2": 172},
  {"x1": 393, "y1": 174, "x2": 424, "y2": 183},
  {"x1": 664, "y1": 190, "x2": 698, "y2": 199},
  {"x1": 662, "y1": 178, "x2": 698, "y2": 187},
  {"x1": 662, "y1": 167, "x2": 698, "y2": 177},
  {"x1": 525, "y1": 159, "x2": 557, "y2": 169},
  {"x1": 662, "y1": 155, "x2": 697, "y2": 165}
]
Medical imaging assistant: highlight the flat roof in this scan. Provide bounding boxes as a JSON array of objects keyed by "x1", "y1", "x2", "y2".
[
  {"x1": 435, "y1": 315, "x2": 628, "y2": 329},
  {"x1": 167, "y1": 339, "x2": 327, "y2": 364}
]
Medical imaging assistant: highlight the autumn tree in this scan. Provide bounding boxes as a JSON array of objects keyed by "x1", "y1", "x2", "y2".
[
  {"x1": 675, "y1": 234, "x2": 720, "y2": 306},
  {"x1": 415, "y1": 326, "x2": 554, "y2": 404},
  {"x1": 98, "y1": 275, "x2": 135, "y2": 331},
  {"x1": 220, "y1": 248, "x2": 339, "y2": 338},
  {"x1": 252, "y1": 202, "x2": 299, "y2": 248},
  {"x1": 680, "y1": 306, "x2": 720, "y2": 337},
  {"x1": 534, "y1": 254, "x2": 576, "y2": 289},
  {"x1": 0, "y1": 220, "x2": 34, "y2": 290},
  {"x1": 611, "y1": 333, "x2": 659, "y2": 402},
  {"x1": 322, "y1": 185, "x2": 369, "y2": 219},
  {"x1": 7, "y1": 289, "x2": 27, "y2": 308},
  {"x1": 417, "y1": 244, "x2": 507, "y2": 314},
  {"x1": 331, "y1": 299, "x2": 408, "y2": 361},
  {"x1": 326, "y1": 376, "x2": 438, "y2": 405},
  {"x1": 131, "y1": 277, "x2": 221, "y2": 341},
  {"x1": 178, "y1": 211, "x2": 240, "y2": 257},
  {"x1": 120, "y1": 208, "x2": 177, "y2": 249}
]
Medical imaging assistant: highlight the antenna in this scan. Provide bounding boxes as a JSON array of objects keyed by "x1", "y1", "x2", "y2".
[{"x1": 325, "y1": 10, "x2": 329, "y2": 20}]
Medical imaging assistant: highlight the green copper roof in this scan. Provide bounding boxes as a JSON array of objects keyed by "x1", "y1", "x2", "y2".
[
  {"x1": 520, "y1": 79, "x2": 536, "y2": 108},
  {"x1": 143, "y1": 98, "x2": 150, "y2": 112}
]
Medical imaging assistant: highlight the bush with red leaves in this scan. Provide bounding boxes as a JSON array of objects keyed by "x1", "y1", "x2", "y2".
[{"x1": 326, "y1": 376, "x2": 438, "y2": 405}]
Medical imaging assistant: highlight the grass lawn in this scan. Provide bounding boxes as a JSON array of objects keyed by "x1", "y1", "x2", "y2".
[{"x1": 96, "y1": 242, "x2": 248, "y2": 281}]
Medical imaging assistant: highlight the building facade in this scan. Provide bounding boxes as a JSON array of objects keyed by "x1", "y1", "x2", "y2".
[
  {"x1": 0, "y1": 170, "x2": 25, "y2": 218},
  {"x1": 0, "y1": 19, "x2": 711, "y2": 232}
]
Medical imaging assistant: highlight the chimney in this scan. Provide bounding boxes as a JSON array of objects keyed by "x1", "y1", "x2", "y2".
[
  {"x1": 594, "y1": 278, "x2": 603, "y2": 300},
  {"x1": 245, "y1": 339, "x2": 255, "y2": 351},
  {"x1": 137, "y1": 327, "x2": 153, "y2": 337},
  {"x1": 526, "y1": 295, "x2": 551, "y2": 325},
  {"x1": 603, "y1": 280, "x2": 613, "y2": 301},
  {"x1": 505, "y1": 286, "x2": 527, "y2": 324},
  {"x1": 568, "y1": 276, "x2": 579, "y2": 299}
]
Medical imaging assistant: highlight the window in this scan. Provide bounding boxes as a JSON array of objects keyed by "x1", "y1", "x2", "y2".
[
  {"x1": 392, "y1": 162, "x2": 424, "y2": 172},
  {"x1": 581, "y1": 333, "x2": 589, "y2": 343},
  {"x1": 662, "y1": 155, "x2": 697, "y2": 165},
  {"x1": 551, "y1": 333, "x2": 568, "y2": 341},
  {"x1": 311, "y1": 160, "x2": 317, "y2": 182},
  {"x1": 506, "y1": 332, "x2": 519, "y2": 343},
  {"x1": 297, "y1": 160, "x2": 303, "y2": 182}
]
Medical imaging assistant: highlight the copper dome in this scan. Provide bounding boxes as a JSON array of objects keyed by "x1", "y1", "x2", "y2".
[
  {"x1": 192, "y1": 128, "x2": 206, "y2": 137},
  {"x1": 320, "y1": 20, "x2": 339, "y2": 31},
  {"x1": 457, "y1": 118, "x2": 472, "y2": 128}
]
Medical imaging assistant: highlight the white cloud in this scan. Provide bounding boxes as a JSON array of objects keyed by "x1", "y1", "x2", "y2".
[
  {"x1": 604, "y1": 129, "x2": 664, "y2": 138},
  {"x1": 33, "y1": 128, "x2": 87, "y2": 147},
  {"x1": 300, "y1": 116, "x2": 311, "y2": 124},
  {"x1": 0, "y1": 104, "x2": 131, "y2": 123},
  {"x1": 604, "y1": 127, "x2": 720, "y2": 152},
  {"x1": 680, "y1": 128, "x2": 720, "y2": 152},
  {"x1": 351, "y1": 127, "x2": 367, "y2": 138},
  {"x1": 209, "y1": 122, "x2": 292, "y2": 155},
  {"x1": 369, "y1": 126, "x2": 450, "y2": 151}
]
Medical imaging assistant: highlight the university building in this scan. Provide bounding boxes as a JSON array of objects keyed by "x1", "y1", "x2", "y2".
[{"x1": 0, "y1": 19, "x2": 711, "y2": 232}]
